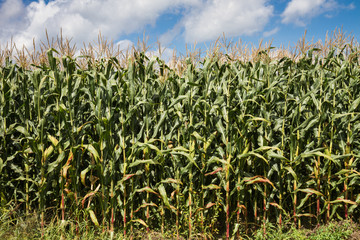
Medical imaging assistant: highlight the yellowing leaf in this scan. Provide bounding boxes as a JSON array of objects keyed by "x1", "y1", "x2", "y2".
[
  {"x1": 48, "y1": 135, "x2": 59, "y2": 147},
  {"x1": 80, "y1": 167, "x2": 90, "y2": 186},
  {"x1": 298, "y1": 188, "x2": 324, "y2": 197},
  {"x1": 43, "y1": 145, "x2": 54, "y2": 162},
  {"x1": 205, "y1": 202, "x2": 216, "y2": 208},
  {"x1": 89, "y1": 210, "x2": 99, "y2": 227},
  {"x1": 132, "y1": 219, "x2": 148, "y2": 227}
]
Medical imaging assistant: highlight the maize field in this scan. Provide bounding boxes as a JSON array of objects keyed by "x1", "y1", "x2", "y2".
[{"x1": 1, "y1": 32, "x2": 360, "y2": 239}]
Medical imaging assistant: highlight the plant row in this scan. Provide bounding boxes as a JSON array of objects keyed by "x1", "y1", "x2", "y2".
[{"x1": 1, "y1": 48, "x2": 360, "y2": 239}]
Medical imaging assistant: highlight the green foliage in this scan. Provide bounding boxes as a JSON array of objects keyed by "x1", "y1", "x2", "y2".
[
  {"x1": 308, "y1": 221, "x2": 355, "y2": 240},
  {"x1": 252, "y1": 221, "x2": 357, "y2": 240},
  {"x1": 1, "y1": 46, "x2": 360, "y2": 239}
]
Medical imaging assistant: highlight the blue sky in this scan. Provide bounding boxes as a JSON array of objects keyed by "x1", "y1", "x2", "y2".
[{"x1": 0, "y1": 0, "x2": 358, "y2": 58}]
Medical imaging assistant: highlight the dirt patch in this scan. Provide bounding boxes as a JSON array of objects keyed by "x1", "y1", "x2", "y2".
[{"x1": 349, "y1": 230, "x2": 360, "y2": 240}]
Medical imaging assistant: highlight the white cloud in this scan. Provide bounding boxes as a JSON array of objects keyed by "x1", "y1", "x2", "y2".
[
  {"x1": 0, "y1": 0, "x2": 200, "y2": 48},
  {"x1": 146, "y1": 47, "x2": 176, "y2": 63},
  {"x1": 0, "y1": 0, "x2": 27, "y2": 41},
  {"x1": 159, "y1": 21, "x2": 183, "y2": 46},
  {"x1": 263, "y1": 27, "x2": 280, "y2": 37},
  {"x1": 116, "y1": 39, "x2": 134, "y2": 51},
  {"x1": 281, "y1": 0, "x2": 351, "y2": 26},
  {"x1": 0, "y1": 0, "x2": 275, "y2": 49},
  {"x1": 0, "y1": 0, "x2": 25, "y2": 22},
  {"x1": 183, "y1": 0, "x2": 274, "y2": 43}
]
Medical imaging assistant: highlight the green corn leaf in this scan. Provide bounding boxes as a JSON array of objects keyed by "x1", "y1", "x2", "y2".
[
  {"x1": 191, "y1": 131, "x2": 205, "y2": 142},
  {"x1": 158, "y1": 184, "x2": 173, "y2": 211},
  {"x1": 83, "y1": 144, "x2": 100, "y2": 162},
  {"x1": 47, "y1": 151, "x2": 65, "y2": 174},
  {"x1": 15, "y1": 126, "x2": 30, "y2": 137},
  {"x1": 284, "y1": 166, "x2": 298, "y2": 181},
  {"x1": 135, "y1": 203, "x2": 158, "y2": 213},
  {"x1": 129, "y1": 159, "x2": 159, "y2": 168},
  {"x1": 349, "y1": 97, "x2": 360, "y2": 112},
  {"x1": 216, "y1": 119, "x2": 226, "y2": 145},
  {"x1": 297, "y1": 193, "x2": 312, "y2": 210}
]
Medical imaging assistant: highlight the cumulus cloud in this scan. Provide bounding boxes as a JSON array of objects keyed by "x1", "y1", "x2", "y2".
[
  {"x1": 263, "y1": 27, "x2": 280, "y2": 37},
  {"x1": 281, "y1": 0, "x2": 353, "y2": 26},
  {"x1": 146, "y1": 47, "x2": 176, "y2": 63},
  {"x1": 0, "y1": 0, "x2": 27, "y2": 42},
  {"x1": 0, "y1": 0, "x2": 200, "y2": 48},
  {"x1": 0, "y1": 0, "x2": 275, "y2": 49},
  {"x1": 0, "y1": 0, "x2": 25, "y2": 24},
  {"x1": 159, "y1": 21, "x2": 183, "y2": 46},
  {"x1": 116, "y1": 39, "x2": 134, "y2": 51},
  {"x1": 183, "y1": 0, "x2": 274, "y2": 43}
]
